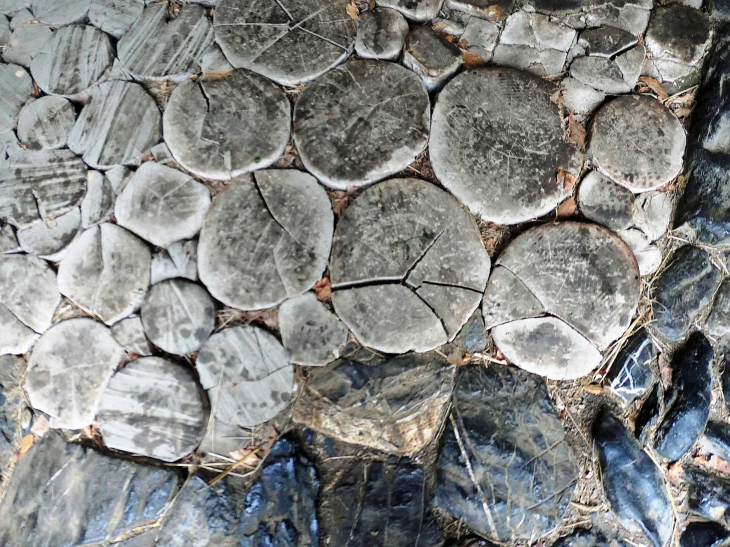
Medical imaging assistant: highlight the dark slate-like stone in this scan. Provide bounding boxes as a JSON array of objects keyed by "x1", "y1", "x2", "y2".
[
  {"x1": 434, "y1": 365, "x2": 579, "y2": 542},
  {"x1": 453, "y1": 307, "x2": 488, "y2": 354},
  {"x1": 30, "y1": 24, "x2": 114, "y2": 97},
  {"x1": 32, "y1": 0, "x2": 89, "y2": 26},
  {"x1": 88, "y1": 0, "x2": 145, "y2": 39},
  {"x1": 293, "y1": 350, "x2": 455, "y2": 455},
  {"x1": 699, "y1": 421, "x2": 730, "y2": 463},
  {"x1": 655, "y1": 332, "x2": 713, "y2": 461},
  {"x1": 0, "y1": 433, "x2": 180, "y2": 546},
  {"x1": 157, "y1": 436, "x2": 319, "y2": 547},
  {"x1": 694, "y1": 38, "x2": 730, "y2": 155},
  {"x1": 293, "y1": 61, "x2": 430, "y2": 190},
  {"x1": 163, "y1": 71, "x2": 290, "y2": 181},
  {"x1": 68, "y1": 80, "x2": 161, "y2": 169},
  {"x1": 650, "y1": 245, "x2": 722, "y2": 342},
  {"x1": 118, "y1": 3, "x2": 214, "y2": 81},
  {"x1": 687, "y1": 466, "x2": 730, "y2": 526},
  {"x1": 2, "y1": 23, "x2": 52, "y2": 67},
  {"x1": 430, "y1": 67, "x2": 582, "y2": 224},
  {"x1": 680, "y1": 521, "x2": 729, "y2": 547},
  {"x1": 239, "y1": 436, "x2": 320, "y2": 547},
  {"x1": 553, "y1": 530, "x2": 610, "y2": 547},
  {"x1": 214, "y1": 0, "x2": 356, "y2": 86},
  {"x1": 706, "y1": 279, "x2": 730, "y2": 338},
  {"x1": 675, "y1": 147, "x2": 730, "y2": 247},
  {"x1": 0, "y1": 355, "x2": 25, "y2": 478},
  {"x1": 605, "y1": 329, "x2": 655, "y2": 405},
  {"x1": 319, "y1": 453, "x2": 444, "y2": 547},
  {"x1": 594, "y1": 411, "x2": 673, "y2": 547},
  {"x1": 155, "y1": 475, "x2": 241, "y2": 547}
]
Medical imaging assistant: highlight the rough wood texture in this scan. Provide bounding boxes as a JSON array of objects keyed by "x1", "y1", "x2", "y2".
[
  {"x1": 293, "y1": 60, "x2": 430, "y2": 190},
  {"x1": 278, "y1": 292, "x2": 348, "y2": 366},
  {"x1": 163, "y1": 70, "x2": 290, "y2": 180},
  {"x1": 57, "y1": 224, "x2": 151, "y2": 325},
  {"x1": 97, "y1": 356, "x2": 206, "y2": 461},
  {"x1": 25, "y1": 318, "x2": 125, "y2": 429},
  {"x1": 430, "y1": 67, "x2": 582, "y2": 224},
  {"x1": 329, "y1": 178, "x2": 490, "y2": 353},
  {"x1": 88, "y1": 0, "x2": 145, "y2": 39},
  {"x1": 118, "y1": 3, "x2": 214, "y2": 81},
  {"x1": 16, "y1": 207, "x2": 81, "y2": 260},
  {"x1": 293, "y1": 349, "x2": 455, "y2": 455},
  {"x1": 0, "y1": 62, "x2": 31, "y2": 132},
  {"x1": 0, "y1": 149, "x2": 87, "y2": 228},
  {"x1": 484, "y1": 222, "x2": 640, "y2": 379},
  {"x1": 115, "y1": 162, "x2": 211, "y2": 248},
  {"x1": 196, "y1": 326, "x2": 295, "y2": 427},
  {"x1": 140, "y1": 279, "x2": 215, "y2": 356},
  {"x1": 30, "y1": 25, "x2": 114, "y2": 97},
  {"x1": 214, "y1": 0, "x2": 356, "y2": 85},
  {"x1": 16, "y1": 96, "x2": 76, "y2": 150},
  {"x1": 198, "y1": 170, "x2": 333, "y2": 310},
  {"x1": 68, "y1": 80, "x2": 161, "y2": 169},
  {"x1": 590, "y1": 95, "x2": 686, "y2": 192},
  {"x1": 0, "y1": 254, "x2": 60, "y2": 354}
]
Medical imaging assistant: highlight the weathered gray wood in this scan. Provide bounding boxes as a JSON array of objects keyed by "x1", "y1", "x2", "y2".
[
  {"x1": 69, "y1": 80, "x2": 161, "y2": 169},
  {"x1": 88, "y1": 0, "x2": 145, "y2": 39},
  {"x1": 430, "y1": 67, "x2": 582, "y2": 224},
  {"x1": 16, "y1": 96, "x2": 76, "y2": 150},
  {"x1": 278, "y1": 292, "x2": 348, "y2": 366},
  {"x1": 590, "y1": 95, "x2": 686, "y2": 192},
  {"x1": 32, "y1": 0, "x2": 90, "y2": 26},
  {"x1": 0, "y1": 148, "x2": 87, "y2": 229},
  {"x1": 80, "y1": 170, "x2": 115, "y2": 227},
  {"x1": 97, "y1": 356, "x2": 206, "y2": 461},
  {"x1": 0, "y1": 62, "x2": 32, "y2": 132},
  {"x1": 214, "y1": 0, "x2": 356, "y2": 85},
  {"x1": 150, "y1": 239, "x2": 198, "y2": 284},
  {"x1": 2, "y1": 23, "x2": 52, "y2": 66},
  {"x1": 163, "y1": 70, "x2": 290, "y2": 180},
  {"x1": 198, "y1": 170, "x2": 333, "y2": 310},
  {"x1": 196, "y1": 326, "x2": 295, "y2": 427},
  {"x1": 403, "y1": 26, "x2": 463, "y2": 91},
  {"x1": 377, "y1": 0, "x2": 443, "y2": 21},
  {"x1": 0, "y1": 254, "x2": 60, "y2": 354},
  {"x1": 140, "y1": 279, "x2": 215, "y2": 356},
  {"x1": 293, "y1": 60, "x2": 430, "y2": 190},
  {"x1": 25, "y1": 318, "x2": 125, "y2": 429},
  {"x1": 115, "y1": 162, "x2": 211, "y2": 248},
  {"x1": 30, "y1": 25, "x2": 114, "y2": 97},
  {"x1": 293, "y1": 350, "x2": 455, "y2": 455},
  {"x1": 355, "y1": 8, "x2": 408, "y2": 61},
  {"x1": 492, "y1": 317, "x2": 603, "y2": 380},
  {"x1": 111, "y1": 314, "x2": 152, "y2": 356},
  {"x1": 16, "y1": 207, "x2": 81, "y2": 260},
  {"x1": 493, "y1": 222, "x2": 640, "y2": 349},
  {"x1": 0, "y1": 433, "x2": 181, "y2": 547},
  {"x1": 329, "y1": 178, "x2": 490, "y2": 352},
  {"x1": 57, "y1": 223, "x2": 151, "y2": 325},
  {"x1": 333, "y1": 284, "x2": 449, "y2": 354},
  {"x1": 118, "y1": 3, "x2": 214, "y2": 81}
]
